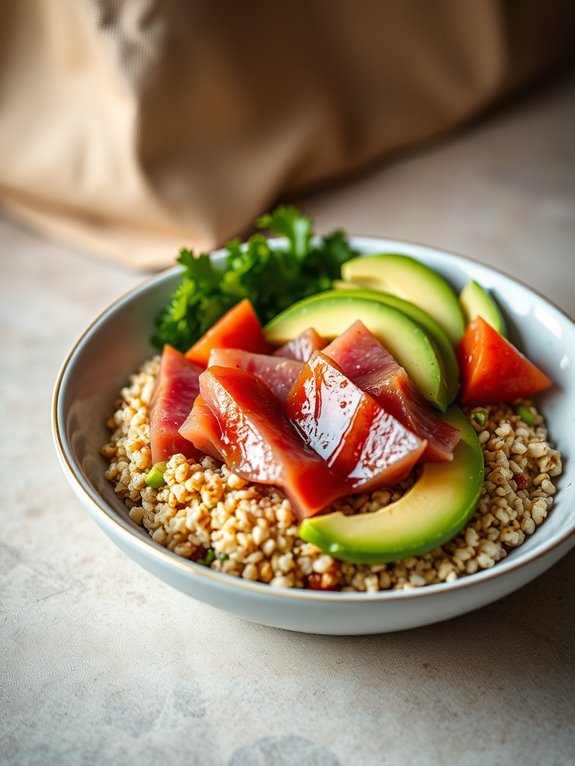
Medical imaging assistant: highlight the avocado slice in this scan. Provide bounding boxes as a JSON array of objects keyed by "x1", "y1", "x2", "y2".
[
  {"x1": 342, "y1": 254, "x2": 465, "y2": 344},
  {"x1": 330, "y1": 285, "x2": 459, "y2": 403},
  {"x1": 298, "y1": 407, "x2": 484, "y2": 564},
  {"x1": 460, "y1": 280, "x2": 507, "y2": 337},
  {"x1": 331, "y1": 279, "x2": 365, "y2": 290},
  {"x1": 265, "y1": 293, "x2": 449, "y2": 410}
]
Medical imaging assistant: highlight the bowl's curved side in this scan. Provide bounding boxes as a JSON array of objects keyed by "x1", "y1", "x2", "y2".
[
  {"x1": 51, "y1": 444, "x2": 575, "y2": 633},
  {"x1": 52, "y1": 238, "x2": 575, "y2": 633}
]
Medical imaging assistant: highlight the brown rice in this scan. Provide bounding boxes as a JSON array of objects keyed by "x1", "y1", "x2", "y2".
[{"x1": 101, "y1": 356, "x2": 562, "y2": 592}]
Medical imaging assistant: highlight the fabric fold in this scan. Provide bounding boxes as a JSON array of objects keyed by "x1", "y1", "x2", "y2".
[{"x1": 0, "y1": 0, "x2": 573, "y2": 269}]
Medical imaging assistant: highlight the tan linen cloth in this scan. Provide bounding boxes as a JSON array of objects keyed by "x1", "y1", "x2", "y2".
[{"x1": 0, "y1": 0, "x2": 573, "y2": 270}]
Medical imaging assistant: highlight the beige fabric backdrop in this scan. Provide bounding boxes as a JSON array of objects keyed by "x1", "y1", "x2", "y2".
[{"x1": 0, "y1": 0, "x2": 573, "y2": 269}]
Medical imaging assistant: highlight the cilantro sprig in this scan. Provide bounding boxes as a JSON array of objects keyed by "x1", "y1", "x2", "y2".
[{"x1": 151, "y1": 206, "x2": 357, "y2": 351}]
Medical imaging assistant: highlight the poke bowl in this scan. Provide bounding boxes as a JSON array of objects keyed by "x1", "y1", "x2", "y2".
[{"x1": 52, "y1": 223, "x2": 575, "y2": 635}]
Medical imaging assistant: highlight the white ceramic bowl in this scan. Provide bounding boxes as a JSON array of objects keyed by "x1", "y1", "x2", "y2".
[{"x1": 52, "y1": 237, "x2": 575, "y2": 634}]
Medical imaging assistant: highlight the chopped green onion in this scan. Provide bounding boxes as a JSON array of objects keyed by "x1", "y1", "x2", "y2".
[
  {"x1": 218, "y1": 553, "x2": 229, "y2": 562},
  {"x1": 145, "y1": 461, "x2": 167, "y2": 488},
  {"x1": 471, "y1": 409, "x2": 488, "y2": 427},
  {"x1": 203, "y1": 549, "x2": 216, "y2": 566},
  {"x1": 515, "y1": 404, "x2": 535, "y2": 426}
]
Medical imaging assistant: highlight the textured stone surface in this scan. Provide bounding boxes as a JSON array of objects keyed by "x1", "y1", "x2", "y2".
[{"x1": 1, "y1": 74, "x2": 574, "y2": 766}]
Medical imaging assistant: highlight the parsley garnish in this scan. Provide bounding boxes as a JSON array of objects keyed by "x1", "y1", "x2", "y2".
[{"x1": 151, "y1": 206, "x2": 357, "y2": 351}]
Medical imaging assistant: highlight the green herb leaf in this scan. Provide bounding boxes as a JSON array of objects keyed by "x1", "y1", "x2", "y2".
[
  {"x1": 257, "y1": 206, "x2": 312, "y2": 261},
  {"x1": 151, "y1": 206, "x2": 357, "y2": 351}
]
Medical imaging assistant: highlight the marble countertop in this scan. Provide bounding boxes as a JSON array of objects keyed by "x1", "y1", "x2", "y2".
[{"x1": 1, "y1": 74, "x2": 574, "y2": 766}]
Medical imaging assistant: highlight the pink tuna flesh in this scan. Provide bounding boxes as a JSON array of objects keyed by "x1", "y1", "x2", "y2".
[
  {"x1": 208, "y1": 348, "x2": 303, "y2": 404},
  {"x1": 197, "y1": 365, "x2": 350, "y2": 518},
  {"x1": 287, "y1": 352, "x2": 427, "y2": 491},
  {"x1": 149, "y1": 345, "x2": 203, "y2": 463},
  {"x1": 179, "y1": 395, "x2": 224, "y2": 461},
  {"x1": 322, "y1": 321, "x2": 460, "y2": 461},
  {"x1": 273, "y1": 327, "x2": 327, "y2": 362}
]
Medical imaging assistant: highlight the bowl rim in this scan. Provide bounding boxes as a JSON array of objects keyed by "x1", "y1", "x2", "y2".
[{"x1": 52, "y1": 235, "x2": 575, "y2": 604}]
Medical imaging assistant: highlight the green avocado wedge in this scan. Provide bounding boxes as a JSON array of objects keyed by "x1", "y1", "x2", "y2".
[
  {"x1": 330, "y1": 285, "x2": 459, "y2": 403},
  {"x1": 342, "y1": 254, "x2": 466, "y2": 344},
  {"x1": 298, "y1": 407, "x2": 484, "y2": 564},
  {"x1": 460, "y1": 280, "x2": 507, "y2": 337},
  {"x1": 265, "y1": 293, "x2": 448, "y2": 410}
]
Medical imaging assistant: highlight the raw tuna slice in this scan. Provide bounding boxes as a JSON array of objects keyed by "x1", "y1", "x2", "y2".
[
  {"x1": 208, "y1": 348, "x2": 303, "y2": 404},
  {"x1": 287, "y1": 352, "x2": 427, "y2": 492},
  {"x1": 273, "y1": 328, "x2": 327, "y2": 362},
  {"x1": 179, "y1": 396, "x2": 224, "y2": 461},
  {"x1": 323, "y1": 321, "x2": 460, "y2": 461},
  {"x1": 198, "y1": 366, "x2": 350, "y2": 518},
  {"x1": 149, "y1": 345, "x2": 203, "y2": 463}
]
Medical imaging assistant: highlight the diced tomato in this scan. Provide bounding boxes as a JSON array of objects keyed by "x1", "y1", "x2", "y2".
[
  {"x1": 287, "y1": 352, "x2": 427, "y2": 491},
  {"x1": 323, "y1": 321, "x2": 460, "y2": 462},
  {"x1": 197, "y1": 366, "x2": 350, "y2": 518},
  {"x1": 458, "y1": 317, "x2": 553, "y2": 405},
  {"x1": 185, "y1": 299, "x2": 269, "y2": 367},
  {"x1": 149, "y1": 345, "x2": 203, "y2": 463},
  {"x1": 208, "y1": 348, "x2": 303, "y2": 404},
  {"x1": 179, "y1": 395, "x2": 224, "y2": 461},
  {"x1": 273, "y1": 328, "x2": 327, "y2": 362}
]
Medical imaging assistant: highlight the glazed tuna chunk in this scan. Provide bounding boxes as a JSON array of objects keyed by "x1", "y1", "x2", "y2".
[
  {"x1": 149, "y1": 345, "x2": 203, "y2": 463},
  {"x1": 323, "y1": 321, "x2": 460, "y2": 462},
  {"x1": 196, "y1": 366, "x2": 350, "y2": 518},
  {"x1": 208, "y1": 348, "x2": 303, "y2": 404},
  {"x1": 179, "y1": 395, "x2": 224, "y2": 461},
  {"x1": 273, "y1": 327, "x2": 327, "y2": 362},
  {"x1": 287, "y1": 352, "x2": 427, "y2": 491}
]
